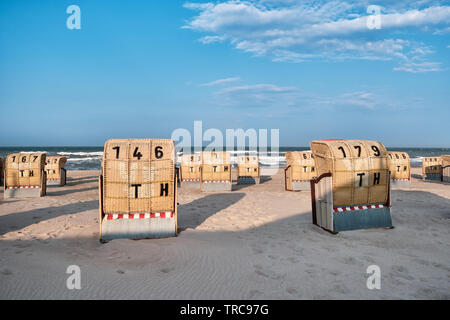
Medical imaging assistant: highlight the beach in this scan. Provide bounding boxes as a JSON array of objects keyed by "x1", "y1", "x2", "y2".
[{"x1": 0, "y1": 167, "x2": 449, "y2": 299}]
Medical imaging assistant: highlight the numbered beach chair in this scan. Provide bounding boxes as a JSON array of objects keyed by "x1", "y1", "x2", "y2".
[
  {"x1": 45, "y1": 156, "x2": 67, "y2": 186},
  {"x1": 4, "y1": 153, "x2": 47, "y2": 198},
  {"x1": 387, "y1": 152, "x2": 411, "y2": 189},
  {"x1": 422, "y1": 157, "x2": 442, "y2": 180},
  {"x1": 201, "y1": 151, "x2": 232, "y2": 192},
  {"x1": 99, "y1": 139, "x2": 178, "y2": 241},
  {"x1": 310, "y1": 140, "x2": 393, "y2": 233},
  {"x1": 441, "y1": 155, "x2": 450, "y2": 183},
  {"x1": 285, "y1": 151, "x2": 316, "y2": 191},
  {"x1": 237, "y1": 154, "x2": 260, "y2": 184},
  {"x1": 180, "y1": 153, "x2": 202, "y2": 187}
]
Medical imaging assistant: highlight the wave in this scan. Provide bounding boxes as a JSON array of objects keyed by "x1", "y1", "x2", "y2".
[
  {"x1": 67, "y1": 157, "x2": 103, "y2": 162},
  {"x1": 58, "y1": 152, "x2": 104, "y2": 156},
  {"x1": 16, "y1": 151, "x2": 48, "y2": 154}
]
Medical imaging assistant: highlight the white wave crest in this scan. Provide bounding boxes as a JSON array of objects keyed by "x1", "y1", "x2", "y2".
[
  {"x1": 58, "y1": 152, "x2": 104, "y2": 156},
  {"x1": 67, "y1": 157, "x2": 102, "y2": 162}
]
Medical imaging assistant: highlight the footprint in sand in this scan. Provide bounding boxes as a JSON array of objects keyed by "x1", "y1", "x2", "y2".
[
  {"x1": 116, "y1": 270, "x2": 125, "y2": 274},
  {"x1": 287, "y1": 244, "x2": 304, "y2": 255},
  {"x1": 254, "y1": 265, "x2": 283, "y2": 280},
  {"x1": 286, "y1": 287, "x2": 301, "y2": 297},
  {"x1": 13, "y1": 242, "x2": 31, "y2": 249},
  {"x1": 160, "y1": 267, "x2": 173, "y2": 274},
  {"x1": 340, "y1": 256, "x2": 364, "y2": 267},
  {"x1": 432, "y1": 262, "x2": 450, "y2": 272},
  {"x1": 247, "y1": 289, "x2": 263, "y2": 299},
  {"x1": 251, "y1": 245, "x2": 265, "y2": 254},
  {"x1": 412, "y1": 258, "x2": 430, "y2": 266},
  {"x1": 1, "y1": 268, "x2": 13, "y2": 275},
  {"x1": 331, "y1": 283, "x2": 351, "y2": 295},
  {"x1": 287, "y1": 257, "x2": 300, "y2": 264},
  {"x1": 391, "y1": 265, "x2": 414, "y2": 281},
  {"x1": 362, "y1": 255, "x2": 376, "y2": 264}
]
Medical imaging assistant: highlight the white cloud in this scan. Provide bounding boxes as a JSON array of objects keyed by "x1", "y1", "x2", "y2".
[
  {"x1": 213, "y1": 83, "x2": 299, "y2": 107},
  {"x1": 184, "y1": 1, "x2": 450, "y2": 72},
  {"x1": 208, "y1": 81, "x2": 389, "y2": 110},
  {"x1": 198, "y1": 35, "x2": 226, "y2": 44},
  {"x1": 393, "y1": 61, "x2": 443, "y2": 73},
  {"x1": 200, "y1": 77, "x2": 241, "y2": 86},
  {"x1": 434, "y1": 26, "x2": 450, "y2": 34}
]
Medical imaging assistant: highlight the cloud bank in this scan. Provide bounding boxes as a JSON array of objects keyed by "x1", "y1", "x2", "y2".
[{"x1": 183, "y1": 0, "x2": 450, "y2": 72}]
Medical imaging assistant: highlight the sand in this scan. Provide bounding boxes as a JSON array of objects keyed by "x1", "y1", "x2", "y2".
[{"x1": 0, "y1": 167, "x2": 449, "y2": 299}]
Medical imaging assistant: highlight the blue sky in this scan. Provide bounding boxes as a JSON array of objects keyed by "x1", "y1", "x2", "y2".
[{"x1": 0, "y1": 0, "x2": 449, "y2": 147}]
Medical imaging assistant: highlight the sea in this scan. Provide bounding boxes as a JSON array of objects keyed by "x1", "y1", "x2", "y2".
[{"x1": 0, "y1": 146, "x2": 449, "y2": 170}]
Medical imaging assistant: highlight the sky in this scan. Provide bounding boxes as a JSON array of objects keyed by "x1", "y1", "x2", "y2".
[{"x1": 0, "y1": 0, "x2": 449, "y2": 147}]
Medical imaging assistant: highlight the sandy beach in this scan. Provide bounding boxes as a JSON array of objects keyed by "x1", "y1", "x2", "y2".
[{"x1": 0, "y1": 167, "x2": 449, "y2": 299}]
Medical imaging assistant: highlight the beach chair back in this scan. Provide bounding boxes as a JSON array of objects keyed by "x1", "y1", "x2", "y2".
[
  {"x1": 4, "y1": 153, "x2": 47, "y2": 198},
  {"x1": 99, "y1": 139, "x2": 177, "y2": 241}
]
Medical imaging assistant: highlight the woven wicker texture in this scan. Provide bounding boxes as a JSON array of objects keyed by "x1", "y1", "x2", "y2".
[
  {"x1": 102, "y1": 139, "x2": 176, "y2": 214},
  {"x1": 441, "y1": 155, "x2": 450, "y2": 167},
  {"x1": 387, "y1": 152, "x2": 410, "y2": 180},
  {"x1": 310, "y1": 140, "x2": 389, "y2": 207},
  {"x1": 237, "y1": 155, "x2": 259, "y2": 178},
  {"x1": 180, "y1": 153, "x2": 202, "y2": 181},
  {"x1": 201, "y1": 151, "x2": 231, "y2": 182},
  {"x1": 5, "y1": 153, "x2": 46, "y2": 187},
  {"x1": 422, "y1": 157, "x2": 442, "y2": 175},
  {"x1": 45, "y1": 156, "x2": 67, "y2": 181}
]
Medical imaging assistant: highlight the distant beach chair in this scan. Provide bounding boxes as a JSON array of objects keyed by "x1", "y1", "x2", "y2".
[
  {"x1": 4, "y1": 153, "x2": 47, "y2": 198},
  {"x1": 201, "y1": 151, "x2": 232, "y2": 192},
  {"x1": 180, "y1": 153, "x2": 202, "y2": 187},
  {"x1": 284, "y1": 151, "x2": 316, "y2": 191},
  {"x1": 422, "y1": 157, "x2": 442, "y2": 181},
  {"x1": 45, "y1": 156, "x2": 67, "y2": 186},
  {"x1": 237, "y1": 154, "x2": 260, "y2": 185},
  {"x1": 387, "y1": 152, "x2": 411, "y2": 189}
]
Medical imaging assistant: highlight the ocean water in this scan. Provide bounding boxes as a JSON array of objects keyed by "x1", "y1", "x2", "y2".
[{"x1": 0, "y1": 146, "x2": 448, "y2": 170}]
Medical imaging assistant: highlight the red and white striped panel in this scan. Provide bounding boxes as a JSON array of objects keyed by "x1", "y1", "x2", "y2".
[
  {"x1": 202, "y1": 180, "x2": 230, "y2": 184},
  {"x1": 182, "y1": 179, "x2": 200, "y2": 182},
  {"x1": 333, "y1": 204, "x2": 385, "y2": 213},
  {"x1": 7, "y1": 186, "x2": 41, "y2": 189},
  {"x1": 106, "y1": 212, "x2": 174, "y2": 220}
]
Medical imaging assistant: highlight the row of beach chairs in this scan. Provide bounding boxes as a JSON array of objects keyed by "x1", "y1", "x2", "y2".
[{"x1": 1, "y1": 140, "x2": 449, "y2": 241}]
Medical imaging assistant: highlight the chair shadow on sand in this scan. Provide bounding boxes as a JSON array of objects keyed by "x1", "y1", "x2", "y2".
[
  {"x1": 411, "y1": 174, "x2": 449, "y2": 185},
  {"x1": 66, "y1": 176, "x2": 99, "y2": 186},
  {"x1": 0, "y1": 200, "x2": 98, "y2": 236},
  {"x1": 1, "y1": 189, "x2": 450, "y2": 299},
  {"x1": 177, "y1": 192, "x2": 245, "y2": 233},
  {"x1": 46, "y1": 186, "x2": 98, "y2": 197},
  {"x1": 231, "y1": 176, "x2": 273, "y2": 191}
]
